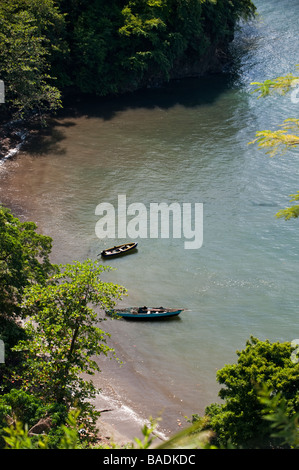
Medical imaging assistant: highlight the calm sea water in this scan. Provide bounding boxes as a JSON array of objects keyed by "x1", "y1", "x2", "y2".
[{"x1": 1, "y1": 0, "x2": 299, "y2": 437}]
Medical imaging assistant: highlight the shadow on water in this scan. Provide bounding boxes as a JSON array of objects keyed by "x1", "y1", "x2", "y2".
[
  {"x1": 24, "y1": 73, "x2": 231, "y2": 156},
  {"x1": 22, "y1": 120, "x2": 76, "y2": 158},
  {"x1": 22, "y1": 72, "x2": 234, "y2": 157},
  {"x1": 61, "y1": 73, "x2": 234, "y2": 121}
]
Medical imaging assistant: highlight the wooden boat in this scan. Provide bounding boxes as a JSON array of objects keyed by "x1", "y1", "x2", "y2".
[
  {"x1": 100, "y1": 242, "x2": 138, "y2": 258},
  {"x1": 106, "y1": 306, "x2": 183, "y2": 319}
]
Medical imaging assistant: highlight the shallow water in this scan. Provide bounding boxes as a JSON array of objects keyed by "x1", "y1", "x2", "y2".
[{"x1": 1, "y1": 0, "x2": 299, "y2": 436}]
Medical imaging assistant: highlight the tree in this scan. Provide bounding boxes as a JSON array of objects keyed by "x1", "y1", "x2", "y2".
[
  {"x1": 0, "y1": 206, "x2": 53, "y2": 319},
  {"x1": 204, "y1": 337, "x2": 299, "y2": 448},
  {"x1": 58, "y1": 0, "x2": 256, "y2": 96},
  {"x1": 0, "y1": 0, "x2": 256, "y2": 113},
  {"x1": 0, "y1": 0, "x2": 67, "y2": 119},
  {"x1": 0, "y1": 206, "x2": 54, "y2": 396},
  {"x1": 249, "y1": 66, "x2": 299, "y2": 219},
  {"x1": 12, "y1": 260, "x2": 126, "y2": 435}
]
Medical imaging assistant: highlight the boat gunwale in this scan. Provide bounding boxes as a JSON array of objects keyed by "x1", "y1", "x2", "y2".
[{"x1": 100, "y1": 242, "x2": 138, "y2": 257}]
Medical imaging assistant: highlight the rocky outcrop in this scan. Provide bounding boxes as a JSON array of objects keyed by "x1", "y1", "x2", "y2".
[{"x1": 28, "y1": 417, "x2": 52, "y2": 436}]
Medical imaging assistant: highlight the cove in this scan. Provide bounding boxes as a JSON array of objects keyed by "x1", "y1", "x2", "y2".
[{"x1": 0, "y1": 0, "x2": 299, "y2": 437}]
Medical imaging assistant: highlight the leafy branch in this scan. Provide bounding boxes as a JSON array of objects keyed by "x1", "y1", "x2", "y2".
[{"x1": 249, "y1": 67, "x2": 299, "y2": 219}]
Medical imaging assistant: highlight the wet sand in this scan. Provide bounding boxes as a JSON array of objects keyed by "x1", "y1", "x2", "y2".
[
  {"x1": 94, "y1": 391, "x2": 169, "y2": 448},
  {"x1": 87, "y1": 328, "x2": 183, "y2": 448}
]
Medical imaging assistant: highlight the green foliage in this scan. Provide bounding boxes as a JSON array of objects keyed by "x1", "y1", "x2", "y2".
[
  {"x1": 201, "y1": 0, "x2": 255, "y2": 44},
  {"x1": 0, "y1": 0, "x2": 67, "y2": 119},
  {"x1": 2, "y1": 409, "x2": 81, "y2": 449},
  {"x1": 0, "y1": 0, "x2": 256, "y2": 115},
  {"x1": 157, "y1": 417, "x2": 214, "y2": 449},
  {"x1": 52, "y1": 409, "x2": 82, "y2": 449},
  {"x1": 0, "y1": 205, "x2": 54, "y2": 395},
  {"x1": 0, "y1": 206, "x2": 54, "y2": 319},
  {"x1": 0, "y1": 389, "x2": 48, "y2": 447},
  {"x1": 0, "y1": 389, "x2": 46, "y2": 427},
  {"x1": 259, "y1": 387, "x2": 299, "y2": 448},
  {"x1": 3, "y1": 420, "x2": 47, "y2": 449},
  {"x1": 250, "y1": 66, "x2": 299, "y2": 220},
  {"x1": 69, "y1": 1, "x2": 125, "y2": 96},
  {"x1": 13, "y1": 260, "x2": 126, "y2": 410},
  {"x1": 0, "y1": 316, "x2": 27, "y2": 382},
  {"x1": 132, "y1": 417, "x2": 160, "y2": 449},
  {"x1": 205, "y1": 337, "x2": 299, "y2": 448},
  {"x1": 251, "y1": 67, "x2": 299, "y2": 98},
  {"x1": 276, "y1": 190, "x2": 299, "y2": 220},
  {"x1": 0, "y1": 207, "x2": 128, "y2": 446},
  {"x1": 249, "y1": 119, "x2": 299, "y2": 157}
]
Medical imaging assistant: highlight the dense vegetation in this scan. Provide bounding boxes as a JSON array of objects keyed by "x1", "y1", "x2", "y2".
[
  {"x1": 204, "y1": 337, "x2": 299, "y2": 448},
  {"x1": 0, "y1": 0, "x2": 256, "y2": 119}
]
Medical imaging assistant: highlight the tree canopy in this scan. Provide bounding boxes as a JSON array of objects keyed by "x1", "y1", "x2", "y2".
[
  {"x1": 0, "y1": 206, "x2": 53, "y2": 319},
  {"x1": 0, "y1": 0, "x2": 67, "y2": 119},
  {"x1": 14, "y1": 260, "x2": 125, "y2": 405},
  {"x1": 205, "y1": 336, "x2": 299, "y2": 448},
  {"x1": 0, "y1": 0, "x2": 256, "y2": 118}
]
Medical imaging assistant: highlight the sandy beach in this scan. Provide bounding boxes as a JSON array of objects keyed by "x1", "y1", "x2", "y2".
[
  {"x1": 89, "y1": 355, "x2": 175, "y2": 448},
  {"x1": 94, "y1": 391, "x2": 169, "y2": 448}
]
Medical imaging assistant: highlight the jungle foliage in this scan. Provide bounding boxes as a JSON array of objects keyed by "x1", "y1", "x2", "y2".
[
  {"x1": 0, "y1": 0, "x2": 256, "y2": 118},
  {"x1": 204, "y1": 336, "x2": 299, "y2": 448}
]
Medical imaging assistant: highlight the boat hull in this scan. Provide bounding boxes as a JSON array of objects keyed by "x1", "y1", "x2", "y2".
[
  {"x1": 100, "y1": 242, "x2": 138, "y2": 258},
  {"x1": 106, "y1": 307, "x2": 183, "y2": 320}
]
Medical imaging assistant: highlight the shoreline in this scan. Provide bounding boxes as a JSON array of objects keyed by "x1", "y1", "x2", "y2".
[
  {"x1": 0, "y1": 117, "x2": 41, "y2": 166},
  {"x1": 93, "y1": 390, "x2": 169, "y2": 448}
]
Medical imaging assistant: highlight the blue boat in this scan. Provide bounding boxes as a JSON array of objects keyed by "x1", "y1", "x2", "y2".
[{"x1": 106, "y1": 306, "x2": 183, "y2": 320}]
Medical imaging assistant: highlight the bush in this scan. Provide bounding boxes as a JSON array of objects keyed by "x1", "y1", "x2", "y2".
[{"x1": 205, "y1": 337, "x2": 299, "y2": 448}]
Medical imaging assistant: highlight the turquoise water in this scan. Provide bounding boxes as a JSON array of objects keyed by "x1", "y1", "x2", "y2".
[{"x1": 1, "y1": 0, "x2": 298, "y2": 436}]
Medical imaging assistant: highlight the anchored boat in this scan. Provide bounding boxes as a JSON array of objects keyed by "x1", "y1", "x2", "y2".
[
  {"x1": 100, "y1": 242, "x2": 138, "y2": 258},
  {"x1": 106, "y1": 306, "x2": 183, "y2": 319}
]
